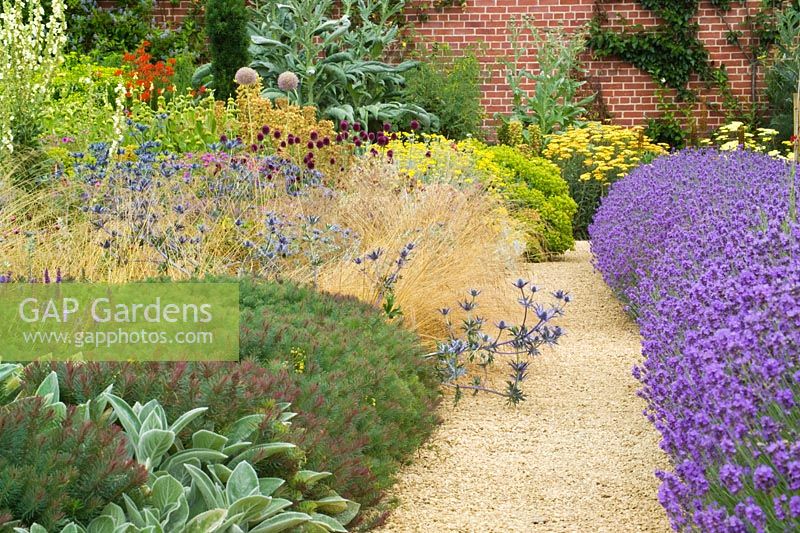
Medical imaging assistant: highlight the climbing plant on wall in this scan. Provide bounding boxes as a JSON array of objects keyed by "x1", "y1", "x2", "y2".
[
  {"x1": 588, "y1": 1, "x2": 725, "y2": 98},
  {"x1": 589, "y1": 0, "x2": 798, "y2": 144}
]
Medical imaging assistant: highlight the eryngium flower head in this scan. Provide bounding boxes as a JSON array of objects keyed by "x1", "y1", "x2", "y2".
[
  {"x1": 234, "y1": 67, "x2": 259, "y2": 86},
  {"x1": 277, "y1": 71, "x2": 299, "y2": 92}
]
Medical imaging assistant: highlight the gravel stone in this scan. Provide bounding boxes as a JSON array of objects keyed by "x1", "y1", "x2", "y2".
[{"x1": 376, "y1": 242, "x2": 670, "y2": 533}]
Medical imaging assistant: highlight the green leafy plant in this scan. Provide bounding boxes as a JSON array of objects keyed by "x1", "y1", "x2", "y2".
[
  {"x1": 11, "y1": 392, "x2": 358, "y2": 532},
  {"x1": 238, "y1": 278, "x2": 440, "y2": 505},
  {"x1": 206, "y1": 0, "x2": 250, "y2": 100},
  {"x1": 0, "y1": 363, "x2": 22, "y2": 405},
  {"x1": 500, "y1": 18, "x2": 594, "y2": 136},
  {"x1": 403, "y1": 42, "x2": 484, "y2": 139},
  {"x1": 243, "y1": 0, "x2": 436, "y2": 129},
  {"x1": 766, "y1": 5, "x2": 800, "y2": 140},
  {"x1": 486, "y1": 146, "x2": 577, "y2": 259},
  {"x1": 22, "y1": 277, "x2": 441, "y2": 512}
]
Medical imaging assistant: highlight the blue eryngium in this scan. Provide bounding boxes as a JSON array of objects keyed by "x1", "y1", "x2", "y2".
[{"x1": 428, "y1": 280, "x2": 569, "y2": 405}]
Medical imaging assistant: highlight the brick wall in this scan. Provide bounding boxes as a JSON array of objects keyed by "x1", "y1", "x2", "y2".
[
  {"x1": 121, "y1": 0, "x2": 763, "y2": 131},
  {"x1": 403, "y1": 0, "x2": 762, "y2": 131}
]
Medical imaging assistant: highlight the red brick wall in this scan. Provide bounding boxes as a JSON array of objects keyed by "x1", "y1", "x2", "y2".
[
  {"x1": 403, "y1": 0, "x2": 762, "y2": 131},
  {"x1": 115, "y1": 0, "x2": 762, "y2": 132}
]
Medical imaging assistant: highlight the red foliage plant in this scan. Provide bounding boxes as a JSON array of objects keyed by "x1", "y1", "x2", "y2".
[{"x1": 0, "y1": 396, "x2": 148, "y2": 529}]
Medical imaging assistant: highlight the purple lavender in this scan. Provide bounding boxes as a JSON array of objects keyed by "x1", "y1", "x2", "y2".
[{"x1": 591, "y1": 149, "x2": 800, "y2": 530}]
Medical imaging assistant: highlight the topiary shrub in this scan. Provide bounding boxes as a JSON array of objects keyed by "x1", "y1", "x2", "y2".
[
  {"x1": 238, "y1": 278, "x2": 441, "y2": 505},
  {"x1": 206, "y1": 0, "x2": 250, "y2": 101},
  {"x1": 487, "y1": 145, "x2": 576, "y2": 259}
]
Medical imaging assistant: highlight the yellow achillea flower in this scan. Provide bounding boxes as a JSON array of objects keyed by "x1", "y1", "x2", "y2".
[{"x1": 543, "y1": 122, "x2": 668, "y2": 184}]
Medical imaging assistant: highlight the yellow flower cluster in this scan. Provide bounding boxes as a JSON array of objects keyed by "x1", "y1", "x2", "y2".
[
  {"x1": 543, "y1": 122, "x2": 668, "y2": 182},
  {"x1": 383, "y1": 133, "x2": 488, "y2": 188},
  {"x1": 290, "y1": 346, "x2": 306, "y2": 374},
  {"x1": 700, "y1": 121, "x2": 794, "y2": 160}
]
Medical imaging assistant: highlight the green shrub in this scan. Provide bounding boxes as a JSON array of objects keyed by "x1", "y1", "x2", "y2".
[
  {"x1": 22, "y1": 278, "x2": 441, "y2": 510},
  {"x1": 206, "y1": 0, "x2": 250, "y2": 100},
  {"x1": 9, "y1": 372, "x2": 358, "y2": 532},
  {"x1": 238, "y1": 278, "x2": 440, "y2": 505},
  {"x1": 0, "y1": 396, "x2": 148, "y2": 529},
  {"x1": 487, "y1": 145, "x2": 576, "y2": 259},
  {"x1": 21, "y1": 361, "x2": 301, "y2": 441},
  {"x1": 244, "y1": 0, "x2": 436, "y2": 129},
  {"x1": 403, "y1": 43, "x2": 484, "y2": 140}
]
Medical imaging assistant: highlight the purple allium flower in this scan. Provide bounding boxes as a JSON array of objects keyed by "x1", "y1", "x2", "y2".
[
  {"x1": 339, "y1": 120, "x2": 349, "y2": 131},
  {"x1": 234, "y1": 67, "x2": 259, "y2": 85},
  {"x1": 410, "y1": 119, "x2": 420, "y2": 130},
  {"x1": 352, "y1": 122, "x2": 361, "y2": 132},
  {"x1": 277, "y1": 71, "x2": 299, "y2": 92}
]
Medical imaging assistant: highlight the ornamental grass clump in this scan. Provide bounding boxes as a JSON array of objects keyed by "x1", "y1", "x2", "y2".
[{"x1": 590, "y1": 149, "x2": 800, "y2": 531}]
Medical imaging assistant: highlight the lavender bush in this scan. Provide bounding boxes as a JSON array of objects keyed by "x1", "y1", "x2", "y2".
[{"x1": 590, "y1": 149, "x2": 800, "y2": 531}]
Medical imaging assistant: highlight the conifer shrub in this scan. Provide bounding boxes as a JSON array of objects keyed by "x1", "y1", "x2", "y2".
[{"x1": 205, "y1": 0, "x2": 250, "y2": 100}]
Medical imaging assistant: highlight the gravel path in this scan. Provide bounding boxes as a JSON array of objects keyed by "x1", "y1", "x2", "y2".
[{"x1": 375, "y1": 242, "x2": 670, "y2": 533}]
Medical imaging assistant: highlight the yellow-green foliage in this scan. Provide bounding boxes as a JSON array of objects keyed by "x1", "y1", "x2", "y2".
[
  {"x1": 482, "y1": 145, "x2": 576, "y2": 259},
  {"x1": 385, "y1": 134, "x2": 576, "y2": 260}
]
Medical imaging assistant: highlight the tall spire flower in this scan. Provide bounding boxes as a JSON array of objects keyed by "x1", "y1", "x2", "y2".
[{"x1": 0, "y1": 0, "x2": 67, "y2": 153}]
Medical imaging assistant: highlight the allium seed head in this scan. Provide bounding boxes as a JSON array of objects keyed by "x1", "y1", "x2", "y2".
[{"x1": 277, "y1": 71, "x2": 299, "y2": 91}]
